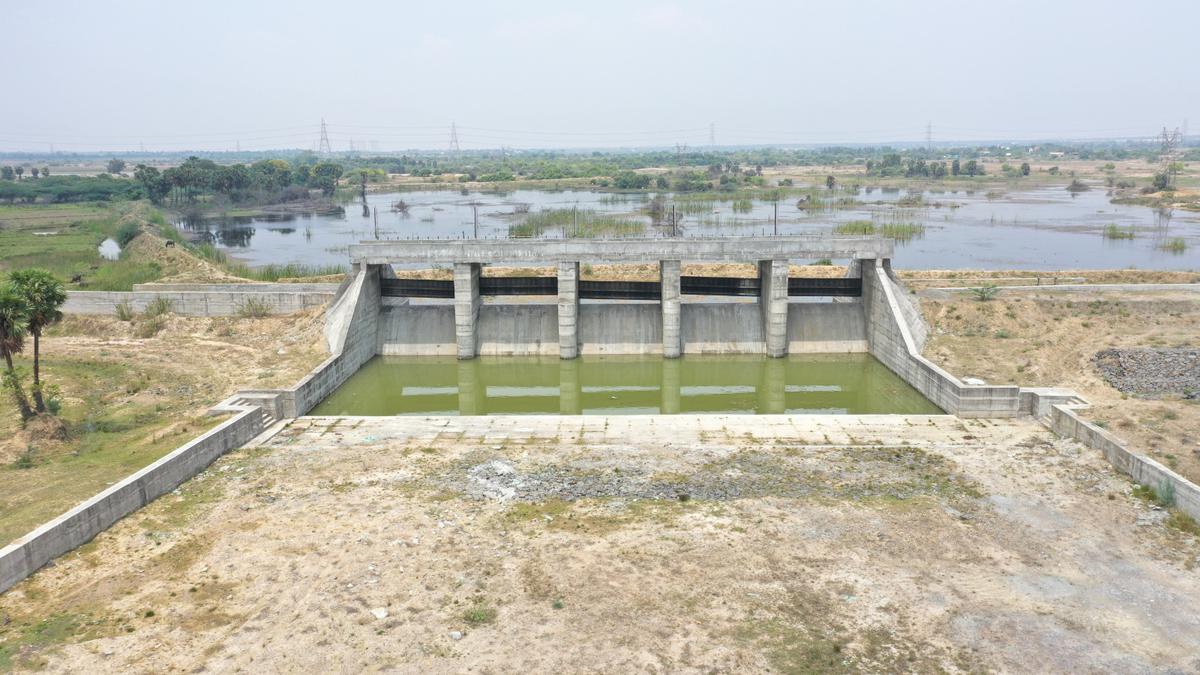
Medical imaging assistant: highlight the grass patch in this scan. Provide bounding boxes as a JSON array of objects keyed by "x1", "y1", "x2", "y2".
[
  {"x1": 833, "y1": 220, "x2": 874, "y2": 235},
  {"x1": 235, "y1": 296, "x2": 272, "y2": 318},
  {"x1": 1158, "y1": 237, "x2": 1188, "y2": 253},
  {"x1": 142, "y1": 296, "x2": 174, "y2": 318},
  {"x1": 225, "y1": 262, "x2": 347, "y2": 281},
  {"x1": 0, "y1": 356, "x2": 219, "y2": 545},
  {"x1": 114, "y1": 300, "x2": 135, "y2": 321},
  {"x1": 969, "y1": 284, "x2": 1000, "y2": 301},
  {"x1": 511, "y1": 208, "x2": 645, "y2": 238},
  {"x1": 1102, "y1": 223, "x2": 1135, "y2": 240},
  {"x1": 462, "y1": 603, "x2": 497, "y2": 626},
  {"x1": 879, "y1": 222, "x2": 925, "y2": 242}
]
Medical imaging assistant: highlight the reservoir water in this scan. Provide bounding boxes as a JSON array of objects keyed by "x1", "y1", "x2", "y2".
[
  {"x1": 309, "y1": 354, "x2": 942, "y2": 416},
  {"x1": 180, "y1": 186, "x2": 1199, "y2": 271}
]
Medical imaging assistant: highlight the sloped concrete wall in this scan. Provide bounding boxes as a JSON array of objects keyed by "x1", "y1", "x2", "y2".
[
  {"x1": 862, "y1": 260, "x2": 1020, "y2": 417},
  {"x1": 0, "y1": 408, "x2": 263, "y2": 594},
  {"x1": 280, "y1": 267, "x2": 381, "y2": 417}
]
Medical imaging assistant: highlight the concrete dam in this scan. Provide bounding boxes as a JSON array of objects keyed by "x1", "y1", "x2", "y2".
[
  {"x1": 275, "y1": 235, "x2": 1023, "y2": 419},
  {"x1": 354, "y1": 236, "x2": 892, "y2": 359}
]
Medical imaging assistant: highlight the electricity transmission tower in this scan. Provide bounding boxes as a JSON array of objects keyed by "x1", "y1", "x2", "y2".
[
  {"x1": 318, "y1": 118, "x2": 332, "y2": 155},
  {"x1": 925, "y1": 122, "x2": 933, "y2": 151},
  {"x1": 449, "y1": 121, "x2": 461, "y2": 152},
  {"x1": 1160, "y1": 125, "x2": 1184, "y2": 185},
  {"x1": 709, "y1": 122, "x2": 715, "y2": 147}
]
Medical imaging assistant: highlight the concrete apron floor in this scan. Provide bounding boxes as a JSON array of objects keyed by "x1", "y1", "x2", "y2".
[
  {"x1": 24, "y1": 413, "x2": 1200, "y2": 672},
  {"x1": 281, "y1": 413, "x2": 973, "y2": 447}
]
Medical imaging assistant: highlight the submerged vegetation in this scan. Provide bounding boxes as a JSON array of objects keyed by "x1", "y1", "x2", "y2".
[
  {"x1": 832, "y1": 220, "x2": 926, "y2": 241},
  {"x1": 510, "y1": 208, "x2": 644, "y2": 238},
  {"x1": 1102, "y1": 224, "x2": 1135, "y2": 240},
  {"x1": 1157, "y1": 237, "x2": 1188, "y2": 253}
]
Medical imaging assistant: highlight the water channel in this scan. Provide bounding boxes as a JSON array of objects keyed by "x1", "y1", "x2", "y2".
[{"x1": 310, "y1": 354, "x2": 943, "y2": 416}]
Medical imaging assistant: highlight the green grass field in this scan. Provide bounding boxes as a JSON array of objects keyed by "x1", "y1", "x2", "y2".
[
  {"x1": 0, "y1": 354, "x2": 220, "y2": 546},
  {"x1": 0, "y1": 203, "x2": 165, "y2": 290}
]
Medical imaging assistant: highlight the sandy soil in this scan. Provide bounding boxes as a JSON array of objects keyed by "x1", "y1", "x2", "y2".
[
  {"x1": 2, "y1": 415, "x2": 1197, "y2": 672},
  {"x1": 920, "y1": 288, "x2": 1200, "y2": 486},
  {"x1": 0, "y1": 310, "x2": 327, "y2": 464}
]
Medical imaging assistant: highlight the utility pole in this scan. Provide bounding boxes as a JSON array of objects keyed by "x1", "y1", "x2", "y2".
[
  {"x1": 449, "y1": 121, "x2": 461, "y2": 152},
  {"x1": 671, "y1": 204, "x2": 677, "y2": 237},
  {"x1": 572, "y1": 205, "x2": 577, "y2": 238},
  {"x1": 318, "y1": 118, "x2": 332, "y2": 155},
  {"x1": 472, "y1": 204, "x2": 479, "y2": 238},
  {"x1": 773, "y1": 199, "x2": 778, "y2": 236},
  {"x1": 373, "y1": 207, "x2": 379, "y2": 240}
]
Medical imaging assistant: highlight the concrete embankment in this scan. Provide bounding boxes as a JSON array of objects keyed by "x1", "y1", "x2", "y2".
[
  {"x1": 64, "y1": 283, "x2": 339, "y2": 317},
  {"x1": 0, "y1": 408, "x2": 264, "y2": 594}
]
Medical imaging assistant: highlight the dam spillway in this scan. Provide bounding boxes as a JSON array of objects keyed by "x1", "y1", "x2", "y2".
[
  {"x1": 292, "y1": 235, "x2": 1023, "y2": 419},
  {"x1": 351, "y1": 235, "x2": 892, "y2": 359}
]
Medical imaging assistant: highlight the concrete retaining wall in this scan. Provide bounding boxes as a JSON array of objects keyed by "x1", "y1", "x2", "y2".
[
  {"x1": 682, "y1": 303, "x2": 763, "y2": 354},
  {"x1": 480, "y1": 304, "x2": 558, "y2": 356},
  {"x1": 65, "y1": 288, "x2": 335, "y2": 317},
  {"x1": 376, "y1": 300, "x2": 869, "y2": 357},
  {"x1": 581, "y1": 303, "x2": 662, "y2": 355},
  {"x1": 377, "y1": 303, "x2": 456, "y2": 356},
  {"x1": 787, "y1": 301, "x2": 868, "y2": 353},
  {"x1": 862, "y1": 260, "x2": 1020, "y2": 417},
  {"x1": 132, "y1": 283, "x2": 340, "y2": 293},
  {"x1": 0, "y1": 408, "x2": 263, "y2": 594},
  {"x1": 1050, "y1": 404, "x2": 1200, "y2": 522}
]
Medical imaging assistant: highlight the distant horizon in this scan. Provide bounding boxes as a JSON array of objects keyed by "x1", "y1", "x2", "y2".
[
  {"x1": 4, "y1": 0, "x2": 1195, "y2": 155},
  {"x1": 0, "y1": 133, "x2": 1191, "y2": 160}
]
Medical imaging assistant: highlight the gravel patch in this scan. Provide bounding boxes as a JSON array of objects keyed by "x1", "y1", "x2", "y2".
[
  {"x1": 1093, "y1": 348, "x2": 1200, "y2": 398},
  {"x1": 450, "y1": 448, "x2": 980, "y2": 504}
]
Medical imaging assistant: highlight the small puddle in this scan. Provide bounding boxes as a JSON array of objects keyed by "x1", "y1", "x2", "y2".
[{"x1": 98, "y1": 238, "x2": 120, "y2": 260}]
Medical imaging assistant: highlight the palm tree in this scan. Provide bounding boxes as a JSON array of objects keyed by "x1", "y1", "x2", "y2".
[
  {"x1": 9, "y1": 270, "x2": 65, "y2": 413},
  {"x1": 0, "y1": 287, "x2": 33, "y2": 421}
]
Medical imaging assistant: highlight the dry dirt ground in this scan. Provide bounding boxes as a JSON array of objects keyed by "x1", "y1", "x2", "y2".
[
  {"x1": 0, "y1": 309, "x2": 328, "y2": 546},
  {"x1": 3, "y1": 415, "x2": 1199, "y2": 672},
  {"x1": 920, "y1": 287, "x2": 1200, "y2": 487}
]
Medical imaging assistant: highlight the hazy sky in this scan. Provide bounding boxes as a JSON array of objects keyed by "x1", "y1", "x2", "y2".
[{"x1": 3, "y1": 0, "x2": 1197, "y2": 152}]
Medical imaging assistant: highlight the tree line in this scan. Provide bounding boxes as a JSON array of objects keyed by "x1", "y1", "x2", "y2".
[{"x1": 133, "y1": 156, "x2": 345, "y2": 206}]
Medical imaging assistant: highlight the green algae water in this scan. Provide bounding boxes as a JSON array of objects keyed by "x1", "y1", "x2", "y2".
[{"x1": 310, "y1": 354, "x2": 941, "y2": 416}]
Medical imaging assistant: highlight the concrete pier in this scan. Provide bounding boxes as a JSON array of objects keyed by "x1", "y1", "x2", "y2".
[
  {"x1": 364, "y1": 237, "x2": 896, "y2": 362},
  {"x1": 660, "y1": 260, "x2": 682, "y2": 358},
  {"x1": 758, "y1": 259, "x2": 790, "y2": 358},
  {"x1": 453, "y1": 263, "x2": 481, "y2": 359},
  {"x1": 558, "y1": 262, "x2": 580, "y2": 359}
]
